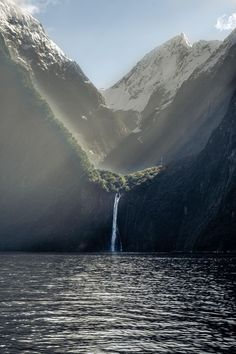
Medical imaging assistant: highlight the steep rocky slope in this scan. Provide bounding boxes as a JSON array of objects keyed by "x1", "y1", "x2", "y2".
[
  {"x1": 118, "y1": 90, "x2": 236, "y2": 252},
  {"x1": 0, "y1": 32, "x2": 117, "y2": 251},
  {"x1": 102, "y1": 31, "x2": 236, "y2": 173},
  {"x1": 0, "y1": 0, "x2": 126, "y2": 163},
  {"x1": 0, "y1": 2, "x2": 163, "y2": 252}
]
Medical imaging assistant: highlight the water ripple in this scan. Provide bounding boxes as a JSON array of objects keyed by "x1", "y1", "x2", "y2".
[{"x1": 0, "y1": 254, "x2": 235, "y2": 353}]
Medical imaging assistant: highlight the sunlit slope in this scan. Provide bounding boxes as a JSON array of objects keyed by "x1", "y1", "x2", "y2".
[
  {"x1": 0, "y1": 0, "x2": 126, "y2": 163},
  {"x1": 0, "y1": 34, "x2": 114, "y2": 251}
]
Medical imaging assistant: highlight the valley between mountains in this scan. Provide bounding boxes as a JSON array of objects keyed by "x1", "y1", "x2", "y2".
[{"x1": 0, "y1": 0, "x2": 235, "y2": 252}]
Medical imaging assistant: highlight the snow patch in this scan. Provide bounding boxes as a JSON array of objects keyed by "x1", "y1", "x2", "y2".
[
  {"x1": 132, "y1": 126, "x2": 142, "y2": 134},
  {"x1": 0, "y1": 0, "x2": 70, "y2": 70},
  {"x1": 103, "y1": 34, "x2": 221, "y2": 113}
]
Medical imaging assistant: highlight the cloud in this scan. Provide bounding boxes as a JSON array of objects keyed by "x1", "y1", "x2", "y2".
[
  {"x1": 215, "y1": 13, "x2": 236, "y2": 31},
  {"x1": 10, "y1": 0, "x2": 60, "y2": 14},
  {"x1": 11, "y1": 1, "x2": 39, "y2": 14}
]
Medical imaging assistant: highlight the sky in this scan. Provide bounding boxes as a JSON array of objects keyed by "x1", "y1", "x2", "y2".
[{"x1": 12, "y1": 0, "x2": 236, "y2": 88}]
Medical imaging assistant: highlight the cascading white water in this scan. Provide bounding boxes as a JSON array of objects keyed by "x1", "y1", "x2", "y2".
[{"x1": 111, "y1": 193, "x2": 121, "y2": 252}]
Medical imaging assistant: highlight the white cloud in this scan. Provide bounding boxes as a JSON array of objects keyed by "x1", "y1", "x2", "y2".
[
  {"x1": 215, "y1": 13, "x2": 236, "y2": 31},
  {"x1": 10, "y1": 0, "x2": 60, "y2": 14},
  {"x1": 11, "y1": 1, "x2": 39, "y2": 14}
]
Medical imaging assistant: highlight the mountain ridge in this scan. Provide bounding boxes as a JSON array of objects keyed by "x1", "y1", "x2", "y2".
[
  {"x1": 103, "y1": 33, "x2": 221, "y2": 114},
  {"x1": 101, "y1": 29, "x2": 236, "y2": 173},
  {"x1": 0, "y1": 0, "x2": 127, "y2": 163}
]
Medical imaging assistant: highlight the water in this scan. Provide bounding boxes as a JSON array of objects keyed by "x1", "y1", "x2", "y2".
[
  {"x1": 111, "y1": 193, "x2": 121, "y2": 252},
  {"x1": 0, "y1": 254, "x2": 235, "y2": 354}
]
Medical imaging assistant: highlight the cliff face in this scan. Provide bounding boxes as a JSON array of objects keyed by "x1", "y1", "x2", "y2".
[
  {"x1": 118, "y1": 91, "x2": 236, "y2": 252},
  {"x1": 0, "y1": 33, "x2": 115, "y2": 252}
]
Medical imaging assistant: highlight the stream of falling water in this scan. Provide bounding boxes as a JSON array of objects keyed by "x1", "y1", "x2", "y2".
[{"x1": 111, "y1": 193, "x2": 121, "y2": 252}]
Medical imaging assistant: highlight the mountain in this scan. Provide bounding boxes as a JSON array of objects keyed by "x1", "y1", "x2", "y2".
[
  {"x1": 0, "y1": 26, "x2": 235, "y2": 253},
  {"x1": 0, "y1": 1, "x2": 235, "y2": 253},
  {"x1": 103, "y1": 33, "x2": 220, "y2": 115},
  {"x1": 0, "y1": 30, "x2": 118, "y2": 251},
  {"x1": 118, "y1": 89, "x2": 236, "y2": 252},
  {"x1": 0, "y1": 0, "x2": 126, "y2": 163},
  {"x1": 102, "y1": 31, "x2": 236, "y2": 173},
  {"x1": 0, "y1": 0, "x2": 161, "y2": 252}
]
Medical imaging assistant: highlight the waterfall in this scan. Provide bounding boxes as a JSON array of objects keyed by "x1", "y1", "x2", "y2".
[{"x1": 111, "y1": 193, "x2": 121, "y2": 252}]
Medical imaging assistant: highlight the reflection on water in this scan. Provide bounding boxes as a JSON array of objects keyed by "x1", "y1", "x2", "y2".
[{"x1": 0, "y1": 254, "x2": 235, "y2": 353}]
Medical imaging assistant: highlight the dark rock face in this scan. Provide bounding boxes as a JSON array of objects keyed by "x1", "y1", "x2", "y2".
[{"x1": 118, "y1": 91, "x2": 236, "y2": 252}]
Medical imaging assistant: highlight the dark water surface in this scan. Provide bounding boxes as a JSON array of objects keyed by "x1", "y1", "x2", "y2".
[{"x1": 0, "y1": 254, "x2": 235, "y2": 353}]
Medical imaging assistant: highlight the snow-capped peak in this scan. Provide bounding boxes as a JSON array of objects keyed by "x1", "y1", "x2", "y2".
[
  {"x1": 164, "y1": 32, "x2": 192, "y2": 48},
  {"x1": 103, "y1": 34, "x2": 220, "y2": 113},
  {"x1": 180, "y1": 32, "x2": 192, "y2": 47},
  {"x1": 0, "y1": 0, "x2": 69, "y2": 69}
]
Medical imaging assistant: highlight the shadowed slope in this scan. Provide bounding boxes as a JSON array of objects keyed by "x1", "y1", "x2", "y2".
[{"x1": 118, "y1": 90, "x2": 236, "y2": 252}]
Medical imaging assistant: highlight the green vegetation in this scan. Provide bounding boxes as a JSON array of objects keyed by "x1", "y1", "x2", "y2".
[
  {"x1": 89, "y1": 166, "x2": 162, "y2": 193},
  {"x1": 88, "y1": 169, "x2": 125, "y2": 192},
  {"x1": 124, "y1": 166, "x2": 162, "y2": 189}
]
